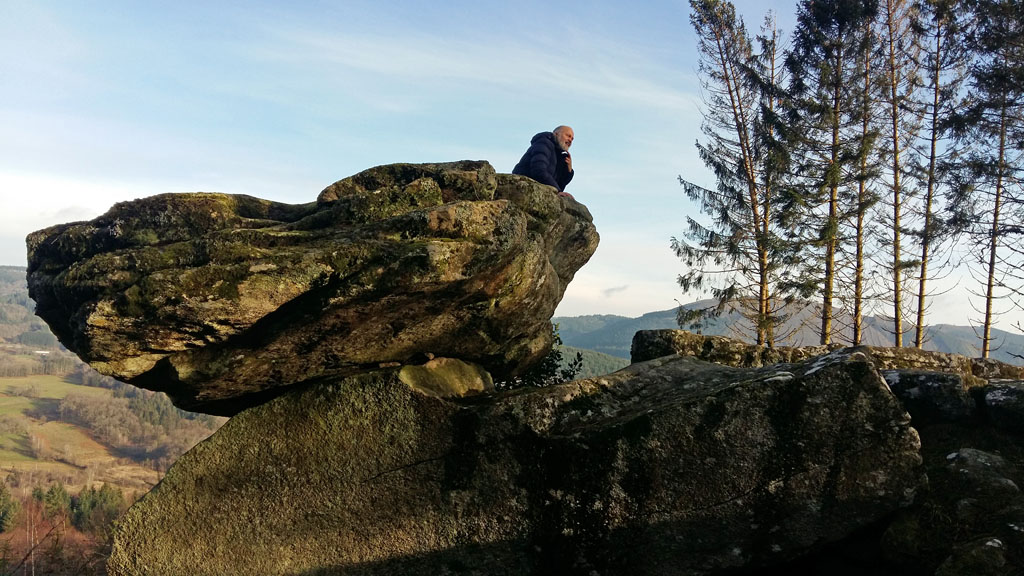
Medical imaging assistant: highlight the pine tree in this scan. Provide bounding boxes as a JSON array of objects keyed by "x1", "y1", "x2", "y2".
[
  {"x1": 42, "y1": 483, "x2": 70, "y2": 522},
  {"x1": 908, "y1": 0, "x2": 971, "y2": 347},
  {"x1": 948, "y1": 0, "x2": 1024, "y2": 357},
  {"x1": 0, "y1": 482, "x2": 19, "y2": 533},
  {"x1": 844, "y1": 8, "x2": 882, "y2": 345},
  {"x1": 783, "y1": 0, "x2": 881, "y2": 345},
  {"x1": 675, "y1": 0, "x2": 794, "y2": 346},
  {"x1": 72, "y1": 483, "x2": 125, "y2": 539},
  {"x1": 876, "y1": 0, "x2": 921, "y2": 346}
]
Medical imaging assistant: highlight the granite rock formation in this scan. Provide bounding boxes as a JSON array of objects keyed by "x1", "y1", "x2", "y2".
[
  {"x1": 31, "y1": 164, "x2": 998, "y2": 574},
  {"x1": 107, "y1": 348, "x2": 922, "y2": 576},
  {"x1": 633, "y1": 329, "x2": 1024, "y2": 575},
  {"x1": 630, "y1": 329, "x2": 839, "y2": 366},
  {"x1": 631, "y1": 329, "x2": 1024, "y2": 432},
  {"x1": 26, "y1": 161, "x2": 598, "y2": 415}
]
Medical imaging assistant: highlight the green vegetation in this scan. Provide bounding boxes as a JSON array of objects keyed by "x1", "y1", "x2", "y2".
[
  {"x1": 41, "y1": 482, "x2": 71, "y2": 521},
  {"x1": 0, "y1": 478, "x2": 129, "y2": 575},
  {"x1": 496, "y1": 326, "x2": 584, "y2": 389},
  {"x1": 558, "y1": 346, "x2": 629, "y2": 378},
  {"x1": 678, "y1": 0, "x2": 1024, "y2": 355},
  {"x1": 0, "y1": 482, "x2": 19, "y2": 532},
  {"x1": 72, "y1": 484, "x2": 125, "y2": 539}
]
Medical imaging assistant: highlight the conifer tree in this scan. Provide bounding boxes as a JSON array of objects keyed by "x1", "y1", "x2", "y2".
[
  {"x1": 876, "y1": 0, "x2": 921, "y2": 346},
  {"x1": 0, "y1": 482, "x2": 19, "y2": 533},
  {"x1": 43, "y1": 483, "x2": 70, "y2": 522},
  {"x1": 844, "y1": 9, "x2": 882, "y2": 345},
  {"x1": 783, "y1": 0, "x2": 880, "y2": 345},
  {"x1": 675, "y1": 0, "x2": 793, "y2": 345},
  {"x1": 948, "y1": 0, "x2": 1024, "y2": 357},
  {"x1": 908, "y1": 0, "x2": 971, "y2": 347}
]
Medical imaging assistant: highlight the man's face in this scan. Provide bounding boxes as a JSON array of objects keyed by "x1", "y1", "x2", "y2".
[{"x1": 555, "y1": 128, "x2": 574, "y2": 151}]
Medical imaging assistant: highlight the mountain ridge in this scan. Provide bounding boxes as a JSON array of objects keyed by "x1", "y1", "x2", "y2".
[
  {"x1": 555, "y1": 304, "x2": 1024, "y2": 366},
  {"x1": 5, "y1": 264, "x2": 1022, "y2": 369}
]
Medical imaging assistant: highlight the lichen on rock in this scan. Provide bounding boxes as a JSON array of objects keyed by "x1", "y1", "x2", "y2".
[
  {"x1": 26, "y1": 161, "x2": 599, "y2": 415},
  {"x1": 106, "y1": 347, "x2": 924, "y2": 576}
]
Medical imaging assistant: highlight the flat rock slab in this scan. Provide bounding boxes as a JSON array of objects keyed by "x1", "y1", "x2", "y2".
[
  {"x1": 108, "y1": 348, "x2": 923, "y2": 576},
  {"x1": 26, "y1": 161, "x2": 598, "y2": 415}
]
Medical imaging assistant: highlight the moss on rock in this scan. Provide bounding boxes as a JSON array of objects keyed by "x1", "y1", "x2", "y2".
[
  {"x1": 26, "y1": 161, "x2": 599, "y2": 415},
  {"x1": 108, "y1": 348, "x2": 923, "y2": 576}
]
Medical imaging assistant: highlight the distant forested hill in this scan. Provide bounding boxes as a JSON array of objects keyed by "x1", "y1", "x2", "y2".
[
  {"x1": 554, "y1": 309, "x2": 679, "y2": 358},
  {"x1": 559, "y1": 345, "x2": 630, "y2": 378},
  {"x1": 555, "y1": 304, "x2": 1024, "y2": 366},
  {"x1": 0, "y1": 265, "x2": 59, "y2": 349},
  {"x1": 0, "y1": 265, "x2": 225, "y2": 475}
]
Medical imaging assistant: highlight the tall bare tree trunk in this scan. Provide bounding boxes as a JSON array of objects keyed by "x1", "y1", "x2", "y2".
[
  {"x1": 854, "y1": 38, "x2": 873, "y2": 346},
  {"x1": 759, "y1": 15, "x2": 783, "y2": 348},
  {"x1": 915, "y1": 26, "x2": 944, "y2": 348},
  {"x1": 982, "y1": 104, "x2": 1008, "y2": 358},
  {"x1": 821, "y1": 53, "x2": 844, "y2": 346},
  {"x1": 883, "y1": 0, "x2": 908, "y2": 346}
]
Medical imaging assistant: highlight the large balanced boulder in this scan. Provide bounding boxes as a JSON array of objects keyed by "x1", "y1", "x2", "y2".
[
  {"x1": 107, "y1": 347, "x2": 923, "y2": 576},
  {"x1": 26, "y1": 161, "x2": 598, "y2": 415}
]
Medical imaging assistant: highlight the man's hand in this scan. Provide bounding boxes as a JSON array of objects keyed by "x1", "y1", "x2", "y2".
[{"x1": 564, "y1": 154, "x2": 573, "y2": 172}]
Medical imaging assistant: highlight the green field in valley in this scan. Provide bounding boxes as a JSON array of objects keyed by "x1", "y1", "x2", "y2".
[{"x1": 0, "y1": 374, "x2": 159, "y2": 495}]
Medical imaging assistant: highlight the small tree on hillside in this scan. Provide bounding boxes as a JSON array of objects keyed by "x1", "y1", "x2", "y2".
[
  {"x1": 43, "y1": 483, "x2": 71, "y2": 522},
  {"x1": 0, "y1": 482, "x2": 20, "y2": 533},
  {"x1": 72, "y1": 484, "x2": 125, "y2": 539}
]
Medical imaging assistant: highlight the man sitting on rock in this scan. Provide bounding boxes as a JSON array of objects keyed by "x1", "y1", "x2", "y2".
[{"x1": 512, "y1": 125, "x2": 575, "y2": 198}]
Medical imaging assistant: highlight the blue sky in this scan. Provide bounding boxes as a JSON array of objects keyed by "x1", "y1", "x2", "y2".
[{"x1": 0, "y1": 0, "x2": 1003, "y2": 329}]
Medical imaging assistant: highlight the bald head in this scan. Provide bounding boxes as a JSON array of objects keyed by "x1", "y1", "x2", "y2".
[{"x1": 553, "y1": 125, "x2": 574, "y2": 151}]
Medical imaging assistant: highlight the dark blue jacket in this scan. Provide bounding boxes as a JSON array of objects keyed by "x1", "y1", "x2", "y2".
[{"x1": 512, "y1": 132, "x2": 573, "y2": 192}]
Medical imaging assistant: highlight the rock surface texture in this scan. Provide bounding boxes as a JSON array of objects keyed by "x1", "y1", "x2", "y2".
[
  {"x1": 631, "y1": 329, "x2": 1024, "y2": 431},
  {"x1": 26, "y1": 161, "x2": 598, "y2": 415},
  {"x1": 107, "y1": 348, "x2": 922, "y2": 576},
  {"x1": 631, "y1": 329, "x2": 838, "y2": 367},
  {"x1": 634, "y1": 329, "x2": 1024, "y2": 575},
  {"x1": 34, "y1": 163, "x2": 1022, "y2": 575}
]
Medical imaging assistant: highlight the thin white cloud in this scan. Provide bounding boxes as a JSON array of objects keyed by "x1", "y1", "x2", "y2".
[{"x1": 252, "y1": 26, "x2": 698, "y2": 115}]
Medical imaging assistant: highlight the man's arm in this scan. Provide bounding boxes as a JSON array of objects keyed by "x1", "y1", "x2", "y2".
[
  {"x1": 556, "y1": 152, "x2": 574, "y2": 191},
  {"x1": 526, "y1": 142, "x2": 560, "y2": 189}
]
